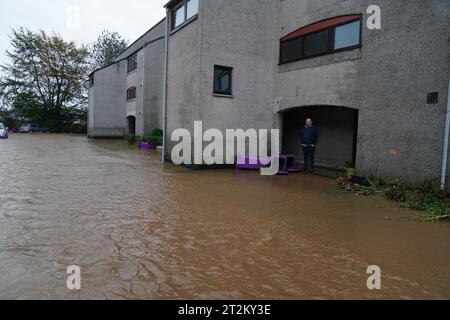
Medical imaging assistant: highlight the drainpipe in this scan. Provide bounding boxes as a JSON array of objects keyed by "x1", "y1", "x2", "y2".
[
  {"x1": 440, "y1": 79, "x2": 450, "y2": 191},
  {"x1": 162, "y1": 9, "x2": 170, "y2": 164}
]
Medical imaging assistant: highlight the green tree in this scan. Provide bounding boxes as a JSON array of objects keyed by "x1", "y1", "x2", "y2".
[
  {"x1": 0, "y1": 106, "x2": 18, "y2": 128},
  {"x1": 90, "y1": 30, "x2": 128, "y2": 71},
  {"x1": 0, "y1": 28, "x2": 90, "y2": 131}
]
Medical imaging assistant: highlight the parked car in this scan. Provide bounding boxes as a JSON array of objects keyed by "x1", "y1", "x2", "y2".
[
  {"x1": 0, "y1": 123, "x2": 8, "y2": 139},
  {"x1": 19, "y1": 124, "x2": 50, "y2": 133}
]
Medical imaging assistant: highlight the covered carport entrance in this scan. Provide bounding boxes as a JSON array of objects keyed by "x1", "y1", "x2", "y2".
[{"x1": 281, "y1": 106, "x2": 358, "y2": 172}]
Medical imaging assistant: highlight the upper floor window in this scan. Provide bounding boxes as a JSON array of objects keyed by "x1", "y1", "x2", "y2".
[
  {"x1": 127, "y1": 55, "x2": 137, "y2": 72},
  {"x1": 280, "y1": 15, "x2": 362, "y2": 64},
  {"x1": 213, "y1": 65, "x2": 232, "y2": 96},
  {"x1": 334, "y1": 20, "x2": 361, "y2": 50},
  {"x1": 127, "y1": 87, "x2": 137, "y2": 100},
  {"x1": 172, "y1": 0, "x2": 198, "y2": 30}
]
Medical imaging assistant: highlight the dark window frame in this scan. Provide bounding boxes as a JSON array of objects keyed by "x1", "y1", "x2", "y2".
[
  {"x1": 427, "y1": 92, "x2": 439, "y2": 105},
  {"x1": 279, "y1": 15, "x2": 363, "y2": 64},
  {"x1": 127, "y1": 54, "x2": 137, "y2": 73},
  {"x1": 213, "y1": 65, "x2": 233, "y2": 96},
  {"x1": 126, "y1": 87, "x2": 137, "y2": 100},
  {"x1": 171, "y1": 0, "x2": 199, "y2": 30}
]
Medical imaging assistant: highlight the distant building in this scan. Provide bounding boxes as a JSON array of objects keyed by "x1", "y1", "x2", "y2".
[
  {"x1": 88, "y1": 19, "x2": 166, "y2": 138},
  {"x1": 89, "y1": 0, "x2": 450, "y2": 184}
]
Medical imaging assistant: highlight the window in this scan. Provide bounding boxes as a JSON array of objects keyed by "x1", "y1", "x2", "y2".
[
  {"x1": 280, "y1": 15, "x2": 362, "y2": 64},
  {"x1": 303, "y1": 29, "x2": 329, "y2": 57},
  {"x1": 213, "y1": 65, "x2": 232, "y2": 96},
  {"x1": 186, "y1": 0, "x2": 198, "y2": 20},
  {"x1": 89, "y1": 74, "x2": 94, "y2": 87},
  {"x1": 427, "y1": 92, "x2": 439, "y2": 104},
  {"x1": 171, "y1": 0, "x2": 198, "y2": 30},
  {"x1": 280, "y1": 38, "x2": 302, "y2": 63},
  {"x1": 127, "y1": 55, "x2": 137, "y2": 72},
  {"x1": 174, "y1": 5, "x2": 185, "y2": 28},
  {"x1": 127, "y1": 87, "x2": 137, "y2": 100},
  {"x1": 334, "y1": 20, "x2": 361, "y2": 50}
]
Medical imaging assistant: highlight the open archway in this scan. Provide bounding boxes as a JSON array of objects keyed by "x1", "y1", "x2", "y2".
[{"x1": 281, "y1": 105, "x2": 359, "y2": 171}]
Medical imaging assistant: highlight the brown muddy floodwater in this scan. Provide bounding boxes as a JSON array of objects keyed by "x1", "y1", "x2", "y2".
[{"x1": 0, "y1": 134, "x2": 449, "y2": 300}]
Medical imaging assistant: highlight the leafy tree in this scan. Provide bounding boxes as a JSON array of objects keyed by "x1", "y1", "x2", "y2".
[
  {"x1": 90, "y1": 30, "x2": 128, "y2": 71},
  {"x1": 0, "y1": 106, "x2": 18, "y2": 128},
  {"x1": 0, "y1": 28, "x2": 90, "y2": 131}
]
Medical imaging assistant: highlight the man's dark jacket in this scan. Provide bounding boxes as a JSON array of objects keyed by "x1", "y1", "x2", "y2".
[{"x1": 301, "y1": 126, "x2": 320, "y2": 145}]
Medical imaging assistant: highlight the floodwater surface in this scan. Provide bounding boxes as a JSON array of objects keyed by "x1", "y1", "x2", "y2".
[{"x1": 0, "y1": 134, "x2": 449, "y2": 299}]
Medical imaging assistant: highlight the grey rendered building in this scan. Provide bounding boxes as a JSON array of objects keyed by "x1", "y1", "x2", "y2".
[
  {"x1": 89, "y1": 0, "x2": 450, "y2": 185},
  {"x1": 88, "y1": 19, "x2": 166, "y2": 138}
]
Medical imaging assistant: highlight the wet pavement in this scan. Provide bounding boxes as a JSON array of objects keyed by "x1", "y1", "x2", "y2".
[{"x1": 0, "y1": 134, "x2": 449, "y2": 299}]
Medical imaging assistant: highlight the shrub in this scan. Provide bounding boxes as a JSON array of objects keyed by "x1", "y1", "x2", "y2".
[
  {"x1": 125, "y1": 134, "x2": 138, "y2": 145},
  {"x1": 152, "y1": 128, "x2": 163, "y2": 137},
  {"x1": 140, "y1": 134, "x2": 163, "y2": 147},
  {"x1": 385, "y1": 180, "x2": 407, "y2": 202},
  {"x1": 410, "y1": 179, "x2": 449, "y2": 221},
  {"x1": 139, "y1": 129, "x2": 163, "y2": 146}
]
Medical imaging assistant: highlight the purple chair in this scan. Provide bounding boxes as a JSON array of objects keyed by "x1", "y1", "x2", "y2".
[
  {"x1": 236, "y1": 156, "x2": 271, "y2": 170},
  {"x1": 284, "y1": 155, "x2": 300, "y2": 173},
  {"x1": 138, "y1": 141, "x2": 157, "y2": 150},
  {"x1": 273, "y1": 155, "x2": 289, "y2": 175}
]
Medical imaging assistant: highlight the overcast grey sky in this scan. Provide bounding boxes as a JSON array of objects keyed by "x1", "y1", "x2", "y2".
[{"x1": 0, "y1": 0, "x2": 167, "y2": 65}]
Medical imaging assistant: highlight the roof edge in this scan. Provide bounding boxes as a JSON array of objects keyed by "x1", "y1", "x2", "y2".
[{"x1": 115, "y1": 17, "x2": 166, "y2": 61}]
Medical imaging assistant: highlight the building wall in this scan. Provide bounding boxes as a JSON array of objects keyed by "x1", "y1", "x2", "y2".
[
  {"x1": 115, "y1": 19, "x2": 166, "y2": 62},
  {"x1": 89, "y1": 19, "x2": 166, "y2": 139},
  {"x1": 143, "y1": 38, "x2": 166, "y2": 135},
  {"x1": 165, "y1": 6, "x2": 202, "y2": 153},
  {"x1": 165, "y1": 0, "x2": 278, "y2": 159},
  {"x1": 89, "y1": 0, "x2": 450, "y2": 185},
  {"x1": 354, "y1": 0, "x2": 450, "y2": 183},
  {"x1": 274, "y1": 0, "x2": 450, "y2": 183},
  {"x1": 199, "y1": 0, "x2": 277, "y2": 130},
  {"x1": 126, "y1": 63, "x2": 138, "y2": 120},
  {"x1": 88, "y1": 61, "x2": 126, "y2": 138}
]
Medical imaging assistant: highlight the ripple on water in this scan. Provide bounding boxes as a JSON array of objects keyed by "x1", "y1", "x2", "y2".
[{"x1": 0, "y1": 134, "x2": 450, "y2": 299}]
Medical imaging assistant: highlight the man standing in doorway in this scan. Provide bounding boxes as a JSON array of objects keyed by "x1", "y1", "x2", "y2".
[{"x1": 301, "y1": 118, "x2": 320, "y2": 172}]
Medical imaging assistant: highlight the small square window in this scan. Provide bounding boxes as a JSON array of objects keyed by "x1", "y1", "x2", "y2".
[
  {"x1": 127, "y1": 87, "x2": 136, "y2": 100},
  {"x1": 427, "y1": 92, "x2": 439, "y2": 104},
  {"x1": 127, "y1": 55, "x2": 137, "y2": 72},
  {"x1": 214, "y1": 65, "x2": 232, "y2": 96}
]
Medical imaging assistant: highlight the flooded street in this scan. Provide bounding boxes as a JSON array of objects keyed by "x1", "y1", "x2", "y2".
[{"x1": 0, "y1": 134, "x2": 449, "y2": 300}]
